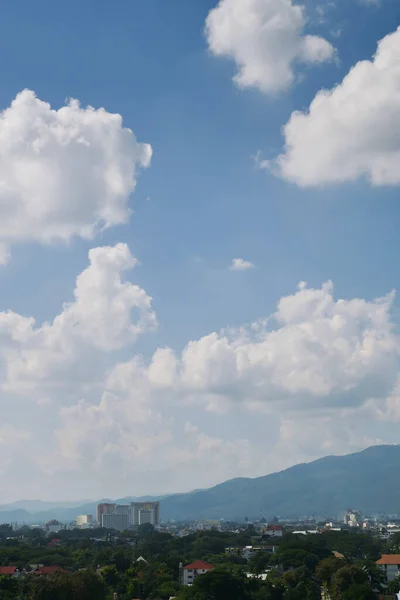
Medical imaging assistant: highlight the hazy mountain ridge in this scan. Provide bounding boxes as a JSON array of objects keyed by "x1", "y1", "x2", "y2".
[
  {"x1": 1, "y1": 445, "x2": 400, "y2": 524},
  {"x1": 0, "y1": 496, "x2": 165, "y2": 524}
]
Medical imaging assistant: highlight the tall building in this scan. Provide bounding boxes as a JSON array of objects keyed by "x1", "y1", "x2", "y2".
[
  {"x1": 97, "y1": 503, "x2": 116, "y2": 524},
  {"x1": 99, "y1": 504, "x2": 131, "y2": 531},
  {"x1": 102, "y1": 513, "x2": 129, "y2": 532},
  {"x1": 131, "y1": 502, "x2": 160, "y2": 526},
  {"x1": 138, "y1": 509, "x2": 155, "y2": 525},
  {"x1": 115, "y1": 505, "x2": 130, "y2": 515}
]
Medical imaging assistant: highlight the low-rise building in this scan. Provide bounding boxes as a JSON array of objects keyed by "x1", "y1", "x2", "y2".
[
  {"x1": 225, "y1": 545, "x2": 277, "y2": 560},
  {"x1": 76, "y1": 514, "x2": 93, "y2": 527},
  {"x1": 264, "y1": 525, "x2": 283, "y2": 538},
  {"x1": 45, "y1": 520, "x2": 63, "y2": 533},
  {"x1": 0, "y1": 567, "x2": 21, "y2": 577},
  {"x1": 376, "y1": 554, "x2": 400, "y2": 582},
  {"x1": 183, "y1": 560, "x2": 215, "y2": 586}
]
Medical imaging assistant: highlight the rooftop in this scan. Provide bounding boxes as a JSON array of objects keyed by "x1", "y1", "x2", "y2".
[
  {"x1": 0, "y1": 566, "x2": 18, "y2": 575},
  {"x1": 184, "y1": 560, "x2": 215, "y2": 570},
  {"x1": 376, "y1": 554, "x2": 400, "y2": 565}
]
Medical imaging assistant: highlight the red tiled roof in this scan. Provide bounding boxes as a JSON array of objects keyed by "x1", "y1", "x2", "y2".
[
  {"x1": 184, "y1": 560, "x2": 215, "y2": 570},
  {"x1": 266, "y1": 525, "x2": 282, "y2": 530},
  {"x1": 0, "y1": 566, "x2": 17, "y2": 575},
  {"x1": 32, "y1": 566, "x2": 66, "y2": 575},
  {"x1": 376, "y1": 555, "x2": 400, "y2": 565}
]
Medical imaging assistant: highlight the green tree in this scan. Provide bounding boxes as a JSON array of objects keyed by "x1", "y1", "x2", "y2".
[
  {"x1": 0, "y1": 574, "x2": 19, "y2": 599},
  {"x1": 330, "y1": 565, "x2": 369, "y2": 600},
  {"x1": 101, "y1": 564, "x2": 119, "y2": 587},
  {"x1": 249, "y1": 551, "x2": 274, "y2": 574},
  {"x1": 137, "y1": 523, "x2": 155, "y2": 539},
  {"x1": 30, "y1": 571, "x2": 107, "y2": 600},
  {"x1": 315, "y1": 557, "x2": 344, "y2": 586},
  {"x1": 182, "y1": 568, "x2": 248, "y2": 600},
  {"x1": 341, "y1": 583, "x2": 376, "y2": 600},
  {"x1": 388, "y1": 577, "x2": 400, "y2": 594}
]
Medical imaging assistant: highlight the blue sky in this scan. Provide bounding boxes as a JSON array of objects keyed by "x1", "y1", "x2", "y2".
[{"x1": 0, "y1": 0, "x2": 400, "y2": 502}]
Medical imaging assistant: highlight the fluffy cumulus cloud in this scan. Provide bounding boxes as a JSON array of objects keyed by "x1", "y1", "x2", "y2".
[
  {"x1": 274, "y1": 27, "x2": 400, "y2": 186},
  {"x1": 229, "y1": 257, "x2": 255, "y2": 270},
  {"x1": 165, "y1": 281, "x2": 399, "y2": 409},
  {"x1": 48, "y1": 281, "x2": 400, "y2": 497},
  {"x1": 0, "y1": 90, "x2": 152, "y2": 262},
  {"x1": 0, "y1": 243, "x2": 157, "y2": 396},
  {"x1": 2, "y1": 275, "x2": 400, "y2": 499},
  {"x1": 53, "y1": 359, "x2": 253, "y2": 496},
  {"x1": 205, "y1": 0, "x2": 335, "y2": 94}
]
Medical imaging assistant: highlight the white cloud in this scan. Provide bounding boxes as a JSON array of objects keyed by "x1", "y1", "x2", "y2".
[
  {"x1": 0, "y1": 424, "x2": 30, "y2": 446},
  {"x1": 0, "y1": 90, "x2": 152, "y2": 260},
  {"x1": 53, "y1": 358, "x2": 252, "y2": 496},
  {"x1": 174, "y1": 281, "x2": 398, "y2": 408},
  {"x1": 205, "y1": 0, "x2": 335, "y2": 94},
  {"x1": 1, "y1": 275, "x2": 400, "y2": 499},
  {"x1": 50, "y1": 281, "x2": 400, "y2": 497},
  {"x1": 274, "y1": 27, "x2": 400, "y2": 186},
  {"x1": 229, "y1": 257, "x2": 255, "y2": 271},
  {"x1": 267, "y1": 416, "x2": 384, "y2": 470},
  {"x1": 0, "y1": 243, "x2": 157, "y2": 396}
]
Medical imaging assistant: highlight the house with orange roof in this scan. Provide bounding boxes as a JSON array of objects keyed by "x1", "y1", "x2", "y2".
[
  {"x1": 183, "y1": 560, "x2": 215, "y2": 585},
  {"x1": 0, "y1": 566, "x2": 20, "y2": 577},
  {"x1": 376, "y1": 554, "x2": 400, "y2": 582}
]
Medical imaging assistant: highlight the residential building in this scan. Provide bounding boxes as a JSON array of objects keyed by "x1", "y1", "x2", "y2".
[
  {"x1": 264, "y1": 524, "x2": 283, "y2": 538},
  {"x1": 115, "y1": 505, "x2": 130, "y2": 515},
  {"x1": 183, "y1": 560, "x2": 215, "y2": 586},
  {"x1": 102, "y1": 512, "x2": 129, "y2": 532},
  {"x1": 344, "y1": 509, "x2": 361, "y2": 527},
  {"x1": 45, "y1": 520, "x2": 63, "y2": 533},
  {"x1": 131, "y1": 502, "x2": 160, "y2": 526},
  {"x1": 138, "y1": 509, "x2": 156, "y2": 525},
  {"x1": 0, "y1": 567, "x2": 20, "y2": 577},
  {"x1": 97, "y1": 503, "x2": 116, "y2": 524},
  {"x1": 76, "y1": 514, "x2": 93, "y2": 527},
  {"x1": 376, "y1": 554, "x2": 400, "y2": 582}
]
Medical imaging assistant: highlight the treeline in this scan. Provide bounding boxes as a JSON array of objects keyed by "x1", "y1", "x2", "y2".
[{"x1": 0, "y1": 523, "x2": 398, "y2": 599}]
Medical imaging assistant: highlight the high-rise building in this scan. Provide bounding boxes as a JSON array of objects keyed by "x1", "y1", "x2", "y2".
[
  {"x1": 131, "y1": 502, "x2": 160, "y2": 526},
  {"x1": 97, "y1": 503, "x2": 116, "y2": 524},
  {"x1": 99, "y1": 504, "x2": 131, "y2": 531},
  {"x1": 102, "y1": 512, "x2": 129, "y2": 532},
  {"x1": 138, "y1": 509, "x2": 155, "y2": 525},
  {"x1": 115, "y1": 505, "x2": 130, "y2": 515}
]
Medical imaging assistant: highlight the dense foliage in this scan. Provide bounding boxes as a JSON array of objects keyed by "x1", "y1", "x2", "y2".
[{"x1": 0, "y1": 523, "x2": 396, "y2": 599}]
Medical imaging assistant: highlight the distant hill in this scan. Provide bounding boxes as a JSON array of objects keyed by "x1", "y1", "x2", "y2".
[
  {"x1": 0, "y1": 495, "x2": 165, "y2": 525},
  {"x1": 160, "y1": 445, "x2": 400, "y2": 520},
  {"x1": 2, "y1": 445, "x2": 400, "y2": 524}
]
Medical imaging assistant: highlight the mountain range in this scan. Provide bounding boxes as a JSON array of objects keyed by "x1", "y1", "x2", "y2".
[{"x1": 1, "y1": 445, "x2": 399, "y2": 524}]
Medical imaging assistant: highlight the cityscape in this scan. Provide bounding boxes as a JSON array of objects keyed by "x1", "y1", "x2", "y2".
[
  {"x1": 3, "y1": 500, "x2": 400, "y2": 598},
  {"x1": 1, "y1": 0, "x2": 400, "y2": 597}
]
